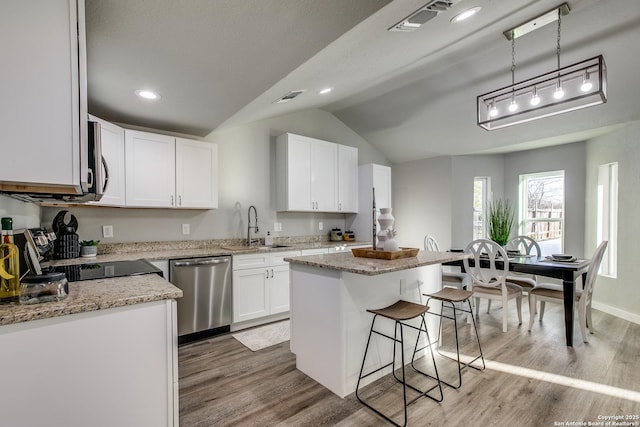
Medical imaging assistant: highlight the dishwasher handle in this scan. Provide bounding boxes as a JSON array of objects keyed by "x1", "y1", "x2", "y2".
[{"x1": 172, "y1": 258, "x2": 230, "y2": 267}]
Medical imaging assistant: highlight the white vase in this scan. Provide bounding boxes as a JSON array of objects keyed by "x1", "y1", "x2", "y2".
[
  {"x1": 385, "y1": 238, "x2": 399, "y2": 252},
  {"x1": 377, "y1": 229, "x2": 389, "y2": 249},
  {"x1": 377, "y1": 208, "x2": 394, "y2": 250}
]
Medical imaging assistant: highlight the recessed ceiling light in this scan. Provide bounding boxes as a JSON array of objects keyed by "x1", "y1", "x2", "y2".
[
  {"x1": 135, "y1": 89, "x2": 160, "y2": 100},
  {"x1": 450, "y1": 6, "x2": 481, "y2": 23},
  {"x1": 318, "y1": 88, "x2": 332, "y2": 95}
]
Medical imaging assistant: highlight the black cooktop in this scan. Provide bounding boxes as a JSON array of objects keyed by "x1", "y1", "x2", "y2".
[{"x1": 51, "y1": 259, "x2": 163, "y2": 282}]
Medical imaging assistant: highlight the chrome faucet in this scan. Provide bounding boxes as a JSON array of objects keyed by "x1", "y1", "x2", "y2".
[{"x1": 247, "y1": 205, "x2": 259, "y2": 247}]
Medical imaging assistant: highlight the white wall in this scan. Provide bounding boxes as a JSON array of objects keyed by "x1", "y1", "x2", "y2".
[
  {"x1": 503, "y1": 142, "x2": 586, "y2": 257},
  {"x1": 450, "y1": 155, "x2": 505, "y2": 249},
  {"x1": 0, "y1": 195, "x2": 41, "y2": 230},
  {"x1": 39, "y1": 109, "x2": 389, "y2": 243},
  {"x1": 585, "y1": 122, "x2": 640, "y2": 323},
  {"x1": 392, "y1": 157, "x2": 453, "y2": 250}
]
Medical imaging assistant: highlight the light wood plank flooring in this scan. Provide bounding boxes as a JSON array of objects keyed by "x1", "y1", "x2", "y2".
[{"x1": 179, "y1": 302, "x2": 640, "y2": 426}]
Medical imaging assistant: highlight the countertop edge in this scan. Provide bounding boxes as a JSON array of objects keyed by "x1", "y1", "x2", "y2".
[{"x1": 285, "y1": 251, "x2": 471, "y2": 275}]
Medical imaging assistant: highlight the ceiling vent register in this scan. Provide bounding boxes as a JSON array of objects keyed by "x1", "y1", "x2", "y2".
[
  {"x1": 273, "y1": 90, "x2": 306, "y2": 104},
  {"x1": 389, "y1": 1, "x2": 454, "y2": 32}
]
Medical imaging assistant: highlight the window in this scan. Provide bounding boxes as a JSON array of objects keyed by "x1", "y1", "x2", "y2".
[
  {"x1": 597, "y1": 162, "x2": 618, "y2": 277},
  {"x1": 519, "y1": 171, "x2": 565, "y2": 255},
  {"x1": 473, "y1": 177, "x2": 489, "y2": 240}
]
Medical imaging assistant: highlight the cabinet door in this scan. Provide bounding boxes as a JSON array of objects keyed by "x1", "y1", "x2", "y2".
[
  {"x1": 284, "y1": 134, "x2": 313, "y2": 211},
  {"x1": 125, "y1": 130, "x2": 176, "y2": 207},
  {"x1": 232, "y1": 268, "x2": 269, "y2": 322},
  {"x1": 311, "y1": 139, "x2": 338, "y2": 211},
  {"x1": 90, "y1": 116, "x2": 125, "y2": 206},
  {"x1": 0, "y1": 0, "x2": 85, "y2": 192},
  {"x1": 372, "y1": 164, "x2": 392, "y2": 210},
  {"x1": 270, "y1": 264, "x2": 290, "y2": 314},
  {"x1": 175, "y1": 138, "x2": 218, "y2": 209},
  {"x1": 338, "y1": 145, "x2": 358, "y2": 213}
]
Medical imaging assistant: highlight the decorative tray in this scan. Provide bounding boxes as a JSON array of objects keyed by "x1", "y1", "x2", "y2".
[{"x1": 351, "y1": 247, "x2": 419, "y2": 260}]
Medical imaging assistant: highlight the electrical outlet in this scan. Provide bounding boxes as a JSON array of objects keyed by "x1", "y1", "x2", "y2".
[
  {"x1": 182, "y1": 224, "x2": 190, "y2": 235},
  {"x1": 318, "y1": 222, "x2": 324, "y2": 231},
  {"x1": 102, "y1": 225, "x2": 114, "y2": 238},
  {"x1": 274, "y1": 222, "x2": 282, "y2": 232}
]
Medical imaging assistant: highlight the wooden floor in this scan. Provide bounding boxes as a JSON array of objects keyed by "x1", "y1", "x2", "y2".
[{"x1": 178, "y1": 302, "x2": 640, "y2": 426}]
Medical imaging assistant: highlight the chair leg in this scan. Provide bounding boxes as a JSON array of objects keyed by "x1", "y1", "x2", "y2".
[
  {"x1": 357, "y1": 314, "x2": 442, "y2": 427},
  {"x1": 486, "y1": 299, "x2": 492, "y2": 313},
  {"x1": 539, "y1": 301, "x2": 546, "y2": 321},
  {"x1": 586, "y1": 302, "x2": 594, "y2": 335},
  {"x1": 502, "y1": 297, "x2": 508, "y2": 333},
  {"x1": 516, "y1": 296, "x2": 522, "y2": 325},
  {"x1": 528, "y1": 295, "x2": 536, "y2": 332},
  {"x1": 578, "y1": 305, "x2": 589, "y2": 343}
]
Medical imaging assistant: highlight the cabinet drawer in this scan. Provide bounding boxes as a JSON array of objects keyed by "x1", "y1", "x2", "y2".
[
  {"x1": 269, "y1": 250, "x2": 300, "y2": 266},
  {"x1": 232, "y1": 253, "x2": 269, "y2": 270}
]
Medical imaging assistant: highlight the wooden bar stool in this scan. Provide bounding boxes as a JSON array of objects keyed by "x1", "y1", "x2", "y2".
[
  {"x1": 423, "y1": 287, "x2": 485, "y2": 389},
  {"x1": 356, "y1": 300, "x2": 443, "y2": 427}
]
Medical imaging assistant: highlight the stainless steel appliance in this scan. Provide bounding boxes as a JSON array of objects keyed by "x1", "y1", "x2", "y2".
[
  {"x1": 169, "y1": 256, "x2": 231, "y2": 344},
  {"x1": 0, "y1": 121, "x2": 107, "y2": 203}
]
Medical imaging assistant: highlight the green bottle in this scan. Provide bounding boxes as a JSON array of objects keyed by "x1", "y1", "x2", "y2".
[{"x1": 1, "y1": 217, "x2": 20, "y2": 302}]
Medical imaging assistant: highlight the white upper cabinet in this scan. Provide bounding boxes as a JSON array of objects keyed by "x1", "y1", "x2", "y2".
[
  {"x1": 125, "y1": 130, "x2": 218, "y2": 209},
  {"x1": 125, "y1": 130, "x2": 176, "y2": 208},
  {"x1": 347, "y1": 163, "x2": 392, "y2": 243},
  {"x1": 175, "y1": 138, "x2": 218, "y2": 209},
  {"x1": 371, "y1": 163, "x2": 392, "y2": 211},
  {"x1": 0, "y1": 0, "x2": 87, "y2": 193},
  {"x1": 338, "y1": 145, "x2": 358, "y2": 213},
  {"x1": 311, "y1": 138, "x2": 338, "y2": 211},
  {"x1": 89, "y1": 116, "x2": 126, "y2": 206},
  {"x1": 276, "y1": 133, "x2": 356, "y2": 213}
]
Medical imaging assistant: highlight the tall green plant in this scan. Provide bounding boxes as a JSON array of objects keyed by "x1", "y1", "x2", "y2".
[{"x1": 488, "y1": 199, "x2": 514, "y2": 246}]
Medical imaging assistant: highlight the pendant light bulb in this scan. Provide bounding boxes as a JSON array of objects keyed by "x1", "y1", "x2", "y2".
[
  {"x1": 581, "y1": 72, "x2": 593, "y2": 92},
  {"x1": 508, "y1": 100, "x2": 518, "y2": 112},
  {"x1": 553, "y1": 81, "x2": 565, "y2": 100},
  {"x1": 489, "y1": 102, "x2": 498, "y2": 117},
  {"x1": 530, "y1": 88, "x2": 541, "y2": 106}
]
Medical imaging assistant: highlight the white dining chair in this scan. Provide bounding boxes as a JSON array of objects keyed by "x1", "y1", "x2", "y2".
[
  {"x1": 424, "y1": 235, "x2": 469, "y2": 290},
  {"x1": 528, "y1": 241, "x2": 608, "y2": 343},
  {"x1": 464, "y1": 239, "x2": 523, "y2": 333}
]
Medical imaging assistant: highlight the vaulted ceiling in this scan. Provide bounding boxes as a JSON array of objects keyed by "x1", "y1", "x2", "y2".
[{"x1": 85, "y1": 0, "x2": 640, "y2": 163}]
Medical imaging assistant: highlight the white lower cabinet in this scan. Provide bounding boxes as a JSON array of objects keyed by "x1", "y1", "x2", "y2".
[
  {"x1": 0, "y1": 300, "x2": 178, "y2": 427},
  {"x1": 232, "y1": 251, "x2": 299, "y2": 323}
]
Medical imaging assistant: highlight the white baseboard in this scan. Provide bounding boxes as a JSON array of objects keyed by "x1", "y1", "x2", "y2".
[{"x1": 592, "y1": 301, "x2": 640, "y2": 325}]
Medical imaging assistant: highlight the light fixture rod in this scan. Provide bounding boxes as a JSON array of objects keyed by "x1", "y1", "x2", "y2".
[{"x1": 503, "y1": 3, "x2": 570, "y2": 40}]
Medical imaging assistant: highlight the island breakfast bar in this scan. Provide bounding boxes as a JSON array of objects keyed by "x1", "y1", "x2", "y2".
[{"x1": 285, "y1": 250, "x2": 470, "y2": 398}]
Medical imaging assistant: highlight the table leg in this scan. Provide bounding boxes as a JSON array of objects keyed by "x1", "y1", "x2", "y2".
[{"x1": 562, "y1": 278, "x2": 575, "y2": 347}]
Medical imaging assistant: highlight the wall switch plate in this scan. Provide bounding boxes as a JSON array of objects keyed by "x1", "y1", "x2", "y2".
[
  {"x1": 182, "y1": 224, "x2": 190, "y2": 235},
  {"x1": 102, "y1": 225, "x2": 114, "y2": 238},
  {"x1": 319, "y1": 222, "x2": 324, "y2": 231},
  {"x1": 274, "y1": 222, "x2": 282, "y2": 232}
]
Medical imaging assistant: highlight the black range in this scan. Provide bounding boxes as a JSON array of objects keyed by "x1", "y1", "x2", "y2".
[{"x1": 52, "y1": 259, "x2": 163, "y2": 282}]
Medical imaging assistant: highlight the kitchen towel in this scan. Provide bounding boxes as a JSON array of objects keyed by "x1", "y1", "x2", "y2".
[{"x1": 232, "y1": 320, "x2": 289, "y2": 351}]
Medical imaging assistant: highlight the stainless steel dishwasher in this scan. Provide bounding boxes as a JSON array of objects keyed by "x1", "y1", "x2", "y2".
[{"x1": 169, "y1": 256, "x2": 231, "y2": 344}]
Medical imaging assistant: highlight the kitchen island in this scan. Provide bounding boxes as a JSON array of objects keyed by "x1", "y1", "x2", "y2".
[
  {"x1": 0, "y1": 274, "x2": 182, "y2": 427},
  {"x1": 285, "y1": 250, "x2": 469, "y2": 398}
]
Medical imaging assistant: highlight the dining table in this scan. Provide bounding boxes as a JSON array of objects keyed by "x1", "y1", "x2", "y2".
[{"x1": 445, "y1": 253, "x2": 591, "y2": 347}]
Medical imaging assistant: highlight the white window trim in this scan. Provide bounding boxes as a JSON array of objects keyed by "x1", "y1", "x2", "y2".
[
  {"x1": 597, "y1": 162, "x2": 618, "y2": 278},
  {"x1": 518, "y1": 170, "x2": 565, "y2": 253}
]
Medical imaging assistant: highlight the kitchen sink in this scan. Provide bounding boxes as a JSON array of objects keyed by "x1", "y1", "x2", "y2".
[
  {"x1": 221, "y1": 245, "x2": 292, "y2": 252},
  {"x1": 257, "y1": 244, "x2": 292, "y2": 250}
]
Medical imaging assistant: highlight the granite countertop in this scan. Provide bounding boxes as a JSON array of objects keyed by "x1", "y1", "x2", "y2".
[
  {"x1": 0, "y1": 274, "x2": 182, "y2": 326},
  {"x1": 1, "y1": 239, "x2": 366, "y2": 327},
  {"x1": 46, "y1": 241, "x2": 369, "y2": 267},
  {"x1": 285, "y1": 250, "x2": 471, "y2": 276}
]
